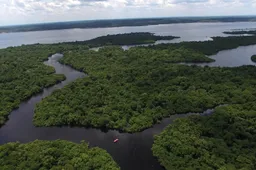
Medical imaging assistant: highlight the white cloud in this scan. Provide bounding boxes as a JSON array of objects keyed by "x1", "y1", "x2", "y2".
[{"x1": 0, "y1": 0, "x2": 255, "y2": 25}]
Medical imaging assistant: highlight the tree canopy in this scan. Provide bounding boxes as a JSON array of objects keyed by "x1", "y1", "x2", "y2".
[
  {"x1": 82, "y1": 32, "x2": 179, "y2": 46},
  {"x1": 0, "y1": 43, "x2": 91, "y2": 127},
  {"x1": 251, "y1": 55, "x2": 256, "y2": 62},
  {"x1": 0, "y1": 45, "x2": 64, "y2": 126},
  {"x1": 152, "y1": 103, "x2": 256, "y2": 170},
  {"x1": 34, "y1": 36, "x2": 256, "y2": 132},
  {"x1": 0, "y1": 140, "x2": 120, "y2": 170}
]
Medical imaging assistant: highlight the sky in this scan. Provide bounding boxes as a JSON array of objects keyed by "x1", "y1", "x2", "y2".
[{"x1": 0, "y1": 0, "x2": 256, "y2": 26}]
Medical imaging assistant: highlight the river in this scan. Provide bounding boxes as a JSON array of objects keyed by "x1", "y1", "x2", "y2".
[
  {"x1": 1, "y1": 43, "x2": 256, "y2": 169},
  {"x1": 1, "y1": 22, "x2": 256, "y2": 170},
  {"x1": 1, "y1": 21, "x2": 256, "y2": 49},
  {"x1": 0, "y1": 53, "x2": 213, "y2": 170}
]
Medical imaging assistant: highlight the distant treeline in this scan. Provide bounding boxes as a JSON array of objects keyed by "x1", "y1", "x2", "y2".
[
  {"x1": 1, "y1": 16, "x2": 256, "y2": 33},
  {"x1": 224, "y1": 30, "x2": 256, "y2": 35},
  {"x1": 146, "y1": 36, "x2": 256, "y2": 55}
]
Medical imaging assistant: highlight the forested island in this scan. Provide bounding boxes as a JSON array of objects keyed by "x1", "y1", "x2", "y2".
[
  {"x1": 147, "y1": 36, "x2": 256, "y2": 55},
  {"x1": 0, "y1": 140, "x2": 120, "y2": 170},
  {"x1": 224, "y1": 30, "x2": 256, "y2": 35},
  {"x1": 251, "y1": 55, "x2": 256, "y2": 62},
  {"x1": 77, "y1": 32, "x2": 179, "y2": 46},
  {"x1": 152, "y1": 103, "x2": 256, "y2": 170},
  {"x1": 1, "y1": 16, "x2": 256, "y2": 33},
  {"x1": 34, "y1": 35, "x2": 256, "y2": 132}
]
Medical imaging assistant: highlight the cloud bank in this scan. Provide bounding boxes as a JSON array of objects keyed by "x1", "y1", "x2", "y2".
[{"x1": 0, "y1": 0, "x2": 256, "y2": 25}]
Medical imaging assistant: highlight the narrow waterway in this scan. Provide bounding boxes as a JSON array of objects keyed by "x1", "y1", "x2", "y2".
[
  {"x1": 0, "y1": 53, "x2": 216, "y2": 170},
  {"x1": 0, "y1": 44, "x2": 255, "y2": 170}
]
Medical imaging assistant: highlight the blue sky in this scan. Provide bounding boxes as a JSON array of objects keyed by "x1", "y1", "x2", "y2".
[{"x1": 0, "y1": 0, "x2": 256, "y2": 26}]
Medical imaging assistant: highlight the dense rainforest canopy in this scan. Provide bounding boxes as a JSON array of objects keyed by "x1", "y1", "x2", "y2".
[
  {"x1": 0, "y1": 45, "x2": 64, "y2": 126},
  {"x1": 0, "y1": 140, "x2": 120, "y2": 170},
  {"x1": 0, "y1": 43, "x2": 91, "y2": 127},
  {"x1": 1, "y1": 33, "x2": 256, "y2": 170},
  {"x1": 81, "y1": 32, "x2": 179, "y2": 46},
  {"x1": 152, "y1": 103, "x2": 256, "y2": 170},
  {"x1": 147, "y1": 36, "x2": 256, "y2": 55},
  {"x1": 34, "y1": 36, "x2": 256, "y2": 132},
  {"x1": 251, "y1": 55, "x2": 256, "y2": 62}
]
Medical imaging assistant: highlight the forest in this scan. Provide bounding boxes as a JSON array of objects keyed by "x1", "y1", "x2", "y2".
[
  {"x1": 251, "y1": 55, "x2": 256, "y2": 62},
  {"x1": 1, "y1": 33, "x2": 256, "y2": 169},
  {"x1": 224, "y1": 30, "x2": 256, "y2": 35},
  {"x1": 34, "y1": 35, "x2": 256, "y2": 132},
  {"x1": 0, "y1": 140, "x2": 120, "y2": 170},
  {"x1": 0, "y1": 43, "x2": 91, "y2": 127},
  {"x1": 152, "y1": 103, "x2": 256, "y2": 170},
  {"x1": 147, "y1": 36, "x2": 256, "y2": 55},
  {"x1": 1, "y1": 16, "x2": 256, "y2": 33},
  {"x1": 75, "y1": 32, "x2": 179, "y2": 46},
  {"x1": 0, "y1": 45, "x2": 64, "y2": 127}
]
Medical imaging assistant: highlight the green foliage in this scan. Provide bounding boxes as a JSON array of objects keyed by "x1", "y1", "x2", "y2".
[
  {"x1": 0, "y1": 45, "x2": 64, "y2": 126},
  {"x1": 152, "y1": 103, "x2": 256, "y2": 170},
  {"x1": 147, "y1": 36, "x2": 256, "y2": 55},
  {"x1": 0, "y1": 140, "x2": 120, "y2": 170},
  {"x1": 63, "y1": 32, "x2": 179, "y2": 47},
  {"x1": 82, "y1": 32, "x2": 179, "y2": 46},
  {"x1": 0, "y1": 43, "x2": 90, "y2": 127},
  {"x1": 251, "y1": 55, "x2": 256, "y2": 62},
  {"x1": 34, "y1": 36, "x2": 256, "y2": 132}
]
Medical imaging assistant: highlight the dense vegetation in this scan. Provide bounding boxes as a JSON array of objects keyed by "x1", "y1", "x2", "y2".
[
  {"x1": 224, "y1": 30, "x2": 256, "y2": 35},
  {"x1": 81, "y1": 32, "x2": 179, "y2": 46},
  {"x1": 1, "y1": 16, "x2": 256, "y2": 33},
  {"x1": 251, "y1": 55, "x2": 256, "y2": 62},
  {"x1": 152, "y1": 103, "x2": 256, "y2": 170},
  {"x1": 0, "y1": 140, "x2": 120, "y2": 170},
  {"x1": 0, "y1": 43, "x2": 91, "y2": 127},
  {"x1": 147, "y1": 36, "x2": 256, "y2": 55},
  {"x1": 34, "y1": 35, "x2": 256, "y2": 132},
  {"x1": 0, "y1": 45, "x2": 64, "y2": 126}
]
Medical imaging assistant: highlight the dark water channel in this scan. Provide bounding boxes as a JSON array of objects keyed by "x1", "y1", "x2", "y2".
[{"x1": 0, "y1": 44, "x2": 256, "y2": 170}]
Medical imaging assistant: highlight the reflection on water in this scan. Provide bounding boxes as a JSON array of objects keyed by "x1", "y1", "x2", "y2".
[
  {"x1": 1, "y1": 42, "x2": 256, "y2": 169},
  {"x1": 0, "y1": 53, "x2": 219, "y2": 170}
]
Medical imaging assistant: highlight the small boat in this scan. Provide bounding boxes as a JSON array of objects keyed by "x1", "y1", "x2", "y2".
[{"x1": 113, "y1": 139, "x2": 119, "y2": 143}]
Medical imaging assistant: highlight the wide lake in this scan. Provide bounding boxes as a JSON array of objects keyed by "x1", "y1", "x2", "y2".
[
  {"x1": 1, "y1": 21, "x2": 256, "y2": 48},
  {"x1": 1, "y1": 22, "x2": 256, "y2": 170}
]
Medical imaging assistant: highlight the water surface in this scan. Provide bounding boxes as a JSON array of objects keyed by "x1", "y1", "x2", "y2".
[
  {"x1": 1, "y1": 22, "x2": 256, "y2": 169},
  {"x1": 181, "y1": 45, "x2": 256, "y2": 67},
  {"x1": 1, "y1": 44, "x2": 255, "y2": 169},
  {"x1": 1, "y1": 22, "x2": 256, "y2": 49},
  {"x1": 0, "y1": 53, "x2": 211, "y2": 170}
]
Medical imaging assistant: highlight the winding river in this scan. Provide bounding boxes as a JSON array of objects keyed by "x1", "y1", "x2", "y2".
[{"x1": 1, "y1": 44, "x2": 256, "y2": 170}]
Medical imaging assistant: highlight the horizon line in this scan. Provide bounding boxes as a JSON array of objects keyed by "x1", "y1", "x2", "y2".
[{"x1": 1, "y1": 14, "x2": 256, "y2": 27}]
